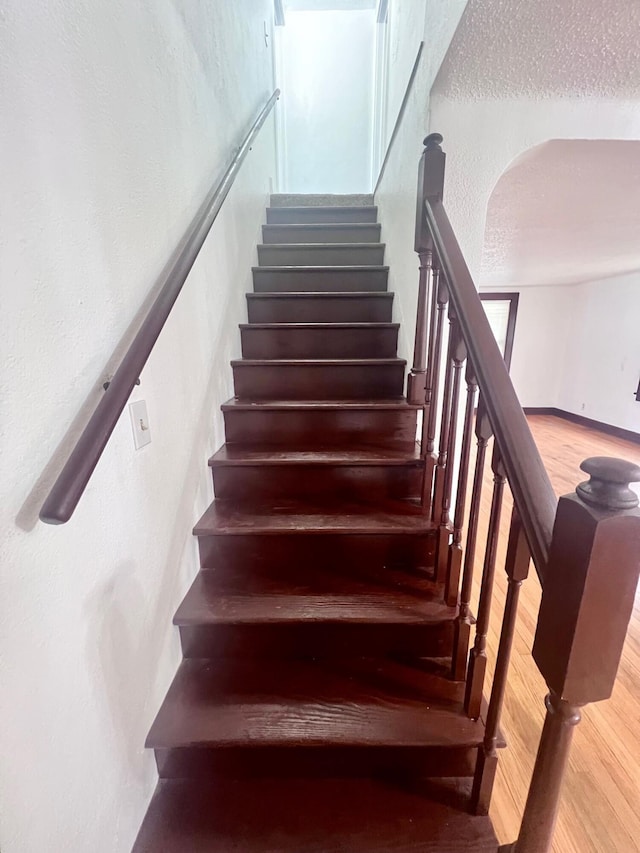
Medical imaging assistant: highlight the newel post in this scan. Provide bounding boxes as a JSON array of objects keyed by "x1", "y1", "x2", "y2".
[
  {"x1": 407, "y1": 133, "x2": 445, "y2": 405},
  {"x1": 502, "y1": 457, "x2": 640, "y2": 853}
]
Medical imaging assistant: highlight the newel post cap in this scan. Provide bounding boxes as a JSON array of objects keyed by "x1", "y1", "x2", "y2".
[
  {"x1": 423, "y1": 132, "x2": 444, "y2": 151},
  {"x1": 576, "y1": 456, "x2": 640, "y2": 511}
]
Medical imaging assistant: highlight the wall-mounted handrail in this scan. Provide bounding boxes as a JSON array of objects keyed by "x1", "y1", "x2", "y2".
[
  {"x1": 373, "y1": 42, "x2": 424, "y2": 195},
  {"x1": 40, "y1": 88, "x2": 280, "y2": 525},
  {"x1": 424, "y1": 197, "x2": 557, "y2": 578}
]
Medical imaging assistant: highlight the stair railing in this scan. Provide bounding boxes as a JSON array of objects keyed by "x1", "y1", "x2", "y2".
[
  {"x1": 39, "y1": 89, "x2": 280, "y2": 525},
  {"x1": 409, "y1": 133, "x2": 640, "y2": 852}
]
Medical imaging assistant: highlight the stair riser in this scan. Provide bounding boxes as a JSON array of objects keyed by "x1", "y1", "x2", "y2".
[
  {"x1": 247, "y1": 296, "x2": 393, "y2": 324},
  {"x1": 222, "y1": 408, "x2": 418, "y2": 448},
  {"x1": 155, "y1": 745, "x2": 474, "y2": 780},
  {"x1": 266, "y1": 207, "x2": 378, "y2": 224},
  {"x1": 258, "y1": 245, "x2": 385, "y2": 266},
  {"x1": 262, "y1": 225, "x2": 381, "y2": 244},
  {"x1": 232, "y1": 363, "x2": 405, "y2": 400},
  {"x1": 211, "y1": 464, "x2": 422, "y2": 502},
  {"x1": 240, "y1": 326, "x2": 398, "y2": 359},
  {"x1": 198, "y1": 533, "x2": 436, "y2": 572},
  {"x1": 179, "y1": 622, "x2": 453, "y2": 660},
  {"x1": 253, "y1": 268, "x2": 388, "y2": 292}
]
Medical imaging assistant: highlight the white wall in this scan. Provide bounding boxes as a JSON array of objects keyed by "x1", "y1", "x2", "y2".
[
  {"x1": 374, "y1": 1, "x2": 468, "y2": 368},
  {"x1": 0, "y1": 2, "x2": 276, "y2": 851},
  {"x1": 482, "y1": 285, "x2": 574, "y2": 409},
  {"x1": 485, "y1": 274, "x2": 640, "y2": 434},
  {"x1": 277, "y1": 8, "x2": 376, "y2": 192},
  {"x1": 559, "y1": 274, "x2": 640, "y2": 431}
]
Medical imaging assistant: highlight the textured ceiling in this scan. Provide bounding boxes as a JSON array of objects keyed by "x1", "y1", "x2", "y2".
[
  {"x1": 434, "y1": 0, "x2": 640, "y2": 99},
  {"x1": 481, "y1": 140, "x2": 640, "y2": 288}
]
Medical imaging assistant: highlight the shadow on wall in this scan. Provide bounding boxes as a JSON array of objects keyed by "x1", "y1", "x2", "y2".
[{"x1": 82, "y1": 283, "x2": 246, "y2": 785}]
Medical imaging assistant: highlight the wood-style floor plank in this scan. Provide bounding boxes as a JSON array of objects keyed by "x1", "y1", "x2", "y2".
[{"x1": 470, "y1": 415, "x2": 640, "y2": 852}]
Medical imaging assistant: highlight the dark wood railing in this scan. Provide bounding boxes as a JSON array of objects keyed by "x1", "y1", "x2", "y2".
[
  {"x1": 410, "y1": 133, "x2": 640, "y2": 852},
  {"x1": 39, "y1": 89, "x2": 280, "y2": 525}
]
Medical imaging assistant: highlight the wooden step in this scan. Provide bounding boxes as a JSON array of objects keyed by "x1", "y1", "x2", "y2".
[
  {"x1": 176, "y1": 566, "x2": 452, "y2": 625},
  {"x1": 209, "y1": 443, "x2": 422, "y2": 501},
  {"x1": 145, "y1": 658, "x2": 487, "y2": 777},
  {"x1": 270, "y1": 193, "x2": 375, "y2": 207},
  {"x1": 266, "y1": 205, "x2": 378, "y2": 224},
  {"x1": 246, "y1": 292, "x2": 393, "y2": 323},
  {"x1": 257, "y1": 243, "x2": 385, "y2": 266},
  {"x1": 133, "y1": 777, "x2": 499, "y2": 852},
  {"x1": 221, "y1": 398, "x2": 419, "y2": 448},
  {"x1": 240, "y1": 323, "x2": 398, "y2": 359},
  {"x1": 193, "y1": 497, "x2": 432, "y2": 537},
  {"x1": 175, "y1": 565, "x2": 455, "y2": 662},
  {"x1": 253, "y1": 265, "x2": 388, "y2": 292},
  {"x1": 231, "y1": 358, "x2": 405, "y2": 400},
  {"x1": 262, "y1": 223, "x2": 381, "y2": 244}
]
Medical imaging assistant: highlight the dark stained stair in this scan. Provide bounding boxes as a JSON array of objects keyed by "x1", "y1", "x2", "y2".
[{"x1": 132, "y1": 194, "x2": 500, "y2": 851}]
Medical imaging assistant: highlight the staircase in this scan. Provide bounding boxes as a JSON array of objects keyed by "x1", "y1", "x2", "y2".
[{"x1": 132, "y1": 194, "x2": 498, "y2": 851}]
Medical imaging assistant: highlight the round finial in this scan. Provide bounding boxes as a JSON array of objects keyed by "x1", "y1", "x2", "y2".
[
  {"x1": 423, "y1": 133, "x2": 443, "y2": 151},
  {"x1": 576, "y1": 456, "x2": 640, "y2": 510}
]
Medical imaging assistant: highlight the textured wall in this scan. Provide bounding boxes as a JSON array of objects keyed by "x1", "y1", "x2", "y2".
[
  {"x1": 0, "y1": 2, "x2": 275, "y2": 850},
  {"x1": 430, "y1": 0, "x2": 640, "y2": 277},
  {"x1": 481, "y1": 140, "x2": 640, "y2": 288}
]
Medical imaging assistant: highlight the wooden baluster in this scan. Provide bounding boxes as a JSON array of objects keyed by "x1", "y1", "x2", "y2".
[
  {"x1": 407, "y1": 246, "x2": 433, "y2": 408},
  {"x1": 432, "y1": 294, "x2": 454, "y2": 532},
  {"x1": 436, "y1": 317, "x2": 466, "y2": 589},
  {"x1": 445, "y1": 361, "x2": 478, "y2": 607},
  {"x1": 501, "y1": 457, "x2": 640, "y2": 853},
  {"x1": 420, "y1": 263, "x2": 444, "y2": 511},
  {"x1": 411, "y1": 133, "x2": 445, "y2": 514},
  {"x1": 472, "y1": 507, "x2": 530, "y2": 814},
  {"x1": 464, "y1": 444, "x2": 506, "y2": 719},
  {"x1": 451, "y1": 400, "x2": 492, "y2": 681}
]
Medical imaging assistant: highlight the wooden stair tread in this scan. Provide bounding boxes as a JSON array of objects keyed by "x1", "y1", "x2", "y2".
[
  {"x1": 239, "y1": 321, "x2": 399, "y2": 329},
  {"x1": 246, "y1": 290, "x2": 392, "y2": 299},
  {"x1": 174, "y1": 568, "x2": 454, "y2": 626},
  {"x1": 193, "y1": 498, "x2": 433, "y2": 536},
  {"x1": 257, "y1": 242, "x2": 386, "y2": 249},
  {"x1": 231, "y1": 358, "x2": 406, "y2": 366},
  {"x1": 209, "y1": 443, "x2": 421, "y2": 466},
  {"x1": 262, "y1": 223, "x2": 381, "y2": 231},
  {"x1": 133, "y1": 776, "x2": 498, "y2": 852},
  {"x1": 270, "y1": 193, "x2": 375, "y2": 206},
  {"x1": 253, "y1": 264, "x2": 389, "y2": 271},
  {"x1": 221, "y1": 397, "x2": 419, "y2": 410},
  {"x1": 268, "y1": 204, "x2": 378, "y2": 213},
  {"x1": 146, "y1": 657, "x2": 485, "y2": 749}
]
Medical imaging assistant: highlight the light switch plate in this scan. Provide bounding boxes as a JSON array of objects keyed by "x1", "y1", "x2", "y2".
[{"x1": 129, "y1": 400, "x2": 151, "y2": 450}]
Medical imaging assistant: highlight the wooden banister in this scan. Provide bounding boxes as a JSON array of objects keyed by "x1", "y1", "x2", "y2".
[
  {"x1": 413, "y1": 132, "x2": 640, "y2": 852},
  {"x1": 39, "y1": 89, "x2": 280, "y2": 525},
  {"x1": 423, "y1": 194, "x2": 556, "y2": 577},
  {"x1": 505, "y1": 457, "x2": 640, "y2": 852}
]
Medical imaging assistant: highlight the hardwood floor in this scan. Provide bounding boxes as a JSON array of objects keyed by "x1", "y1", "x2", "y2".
[{"x1": 474, "y1": 415, "x2": 640, "y2": 852}]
